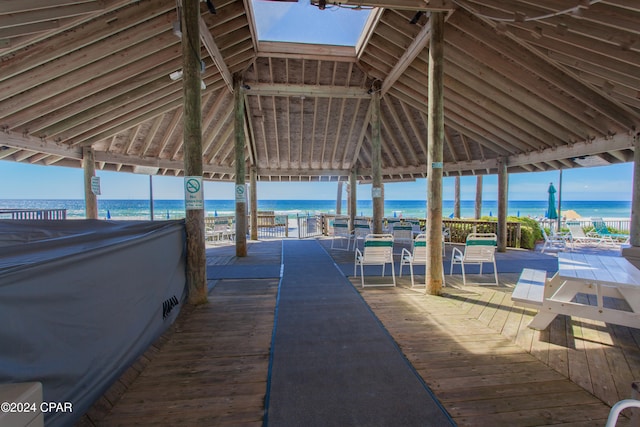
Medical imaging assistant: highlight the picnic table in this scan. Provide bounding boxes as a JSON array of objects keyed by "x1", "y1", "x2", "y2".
[{"x1": 513, "y1": 253, "x2": 640, "y2": 330}]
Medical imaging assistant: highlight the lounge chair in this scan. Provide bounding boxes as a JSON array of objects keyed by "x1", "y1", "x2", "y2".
[
  {"x1": 354, "y1": 234, "x2": 396, "y2": 287},
  {"x1": 450, "y1": 232, "x2": 498, "y2": 286},
  {"x1": 588, "y1": 218, "x2": 630, "y2": 246},
  {"x1": 566, "y1": 220, "x2": 602, "y2": 247},
  {"x1": 540, "y1": 227, "x2": 570, "y2": 253},
  {"x1": 330, "y1": 217, "x2": 352, "y2": 251}
]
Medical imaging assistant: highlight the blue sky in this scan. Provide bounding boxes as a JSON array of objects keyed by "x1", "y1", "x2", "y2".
[
  {"x1": 252, "y1": 0, "x2": 371, "y2": 46},
  {"x1": 0, "y1": 161, "x2": 633, "y2": 201}
]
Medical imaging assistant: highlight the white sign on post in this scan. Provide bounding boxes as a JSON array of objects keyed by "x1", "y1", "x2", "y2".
[
  {"x1": 235, "y1": 184, "x2": 246, "y2": 202},
  {"x1": 91, "y1": 176, "x2": 101, "y2": 195},
  {"x1": 184, "y1": 176, "x2": 204, "y2": 210}
]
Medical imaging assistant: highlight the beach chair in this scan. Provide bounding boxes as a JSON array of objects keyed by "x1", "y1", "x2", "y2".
[
  {"x1": 354, "y1": 234, "x2": 396, "y2": 287},
  {"x1": 450, "y1": 233, "x2": 498, "y2": 286},
  {"x1": 588, "y1": 218, "x2": 630, "y2": 246},
  {"x1": 566, "y1": 220, "x2": 602, "y2": 247},
  {"x1": 539, "y1": 227, "x2": 569, "y2": 253},
  {"x1": 330, "y1": 217, "x2": 352, "y2": 251},
  {"x1": 400, "y1": 234, "x2": 446, "y2": 287},
  {"x1": 352, "y1": 221, "x2": 372, "y2": 250},
  {"x1": 392, "y1": 222, "x2": 414, "y2": 246},
  {"x1": 206, "y1": 218, "x2": 233, "y2": 243}
]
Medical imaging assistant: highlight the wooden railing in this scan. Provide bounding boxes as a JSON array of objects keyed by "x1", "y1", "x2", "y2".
[
  {"x1": 321, "y1": 215, "x2": 522, "y2": 248},
  {"x1": 251, "y1": 211, "x2": 289, "y2": 238},
  {"x1": 442, "y1": 219, "x2": 522, "y2": 248},
  {"x1": 0, "y1": 209, "x2": 67, "y2": 220}
]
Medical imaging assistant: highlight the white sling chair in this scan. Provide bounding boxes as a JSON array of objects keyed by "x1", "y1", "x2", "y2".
[{"x1": 354, "y1": 234, "x2": 396, "y2": 288}]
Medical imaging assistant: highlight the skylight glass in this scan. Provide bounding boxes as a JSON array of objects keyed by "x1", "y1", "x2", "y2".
[{"x1": 251, "y1": 0, "x2": 372, "y2": 47}]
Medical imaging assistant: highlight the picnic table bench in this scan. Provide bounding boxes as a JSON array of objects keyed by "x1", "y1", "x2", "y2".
[{"x1": 512, "y1": 254, "x2": 640, "y2": 330}]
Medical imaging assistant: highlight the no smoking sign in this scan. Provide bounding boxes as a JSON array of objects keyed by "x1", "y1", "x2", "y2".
[{"x1": 184, "y1": 176, "x2": 203, "y2": 210}]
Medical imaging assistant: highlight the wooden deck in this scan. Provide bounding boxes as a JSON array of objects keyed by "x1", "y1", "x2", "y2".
[{"x1": 82, "y1": 240, "x2": 639, "y2": 426}]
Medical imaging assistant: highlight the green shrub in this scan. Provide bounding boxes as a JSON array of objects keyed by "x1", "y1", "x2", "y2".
[{"x1": 519, "y1": 225, "x2": 535, "y2": 249}]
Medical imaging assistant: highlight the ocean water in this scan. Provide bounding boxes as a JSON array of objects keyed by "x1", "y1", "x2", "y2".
[{"x1": 0, "y1": 199, "x2": 632, "y2": 220}]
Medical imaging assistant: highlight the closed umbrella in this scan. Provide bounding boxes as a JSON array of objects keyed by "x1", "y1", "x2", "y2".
[{"x1": 547, "y1": 183, "x2": 558, "y2": 221}]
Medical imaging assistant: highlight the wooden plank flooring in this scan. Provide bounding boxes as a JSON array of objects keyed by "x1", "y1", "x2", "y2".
[
  {"x1": 83, "y1": 240, "x2": 640, "y2": 426},
  {"x1": 87, "y1": 278, "x2": 278, "y2": 426},
  {"x1": 355, "y1": 272, "x2": 638, "y2": 426}
]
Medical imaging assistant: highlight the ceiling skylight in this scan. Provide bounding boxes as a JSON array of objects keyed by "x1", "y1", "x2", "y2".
[{"x1": 251, "y1": 0, "x2": 372, "y2": 46}]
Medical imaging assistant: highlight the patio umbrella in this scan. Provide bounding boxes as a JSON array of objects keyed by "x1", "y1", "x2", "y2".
[{"x1": 547, "y1": 183, "x2": 558, "y2": 220}]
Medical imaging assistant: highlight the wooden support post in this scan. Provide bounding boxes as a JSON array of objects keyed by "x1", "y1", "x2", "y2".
[
  {"x1": 497, "y1": 157, "x2": 508, "y2": 253},
  {"x1": 557, "y1": 169, "x2": 563, "y2": 232},
  {"x1": 371, "y1": 90, "x2": 384, "y2": 234},
  {"x1": 182, "y1": 0, "x2": 207, "y2": 305},
  {"x1": 234, "y1": 74, "x2": 247, "y2": 257},
  {"x1": 250, "y1": 166, "x2": 258, "y2": 241},
  {"x1": 631, "y1": 136, "x2": 640, "y2": 247},
  {"x1": 349, "y1": 169, "x2": 357, "y2": 233},
  {"x1": 475, "y1": 175, "x2": 483, "y2": 219},
  {"x1": 336, "y1": 181, "x2": 343, "y2": 215},
  {"x1": 149, "y1": 175, "x2": 154, "y2": 221},
  {"x1": 426, "y1": 11, "x2": 445, "y2": 295},
  {"x1": 82, "y1": 146, "x2": 98, "y2": 219},
  {"x1": 454, "y1": 175, "x2": 461, "y2": 218}
]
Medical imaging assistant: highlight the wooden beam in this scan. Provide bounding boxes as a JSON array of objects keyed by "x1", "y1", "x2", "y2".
[
  {"x1": 381, "y1": 17, "x2": 432, "y2": 95},
  {"x1": 454, "y1": 175, "x2": 461, "y2": 218},
  {"x1": 0, "y1": 20, "x2": 60, "y2": 39},
  {"x1": 349, "y1": 169, "x2": 357, "y2": 231},
  {"x1": 0, "y1": 2, "x2": 105, "y2": 27},
  {"x1": 497, "y1": 157, "x2": 508, "y2": 253},
  {"x1": 199, "y1": 17, "x2": 233, "y2": 92},
  {"x1": 82, "y1": 146, "x2": 98, "y2": 219},
  {"x1": 371, "y1": 90, "x2": 384, "y2": 234},
  {"x1": 426, "y1": 11, "x2": 445, "y2": 295},
  {"x1": 182, "y1": 0, "x2": 207, "y2": 305},
  {"x1": 250, "y1": 166, "x2": 258, "y2": 240},
  {"x1": 257, "y1": 41, "x2": 357, "y2": 61},
  {"x1": 244, "y1": 83, "x2": 370, "y2": 99},
  {"x1": 234, "y1": 74, "x2": 248, "y2": 257},
  {"x1": 475, "y1": 175, "x2": 482, "y2": 219},
  {"x1": 507, "y1": 133, "x2": 635, "y2": 168},
  {"x1": 328, "y1": 0, "x2": 454, "y2": 11}
]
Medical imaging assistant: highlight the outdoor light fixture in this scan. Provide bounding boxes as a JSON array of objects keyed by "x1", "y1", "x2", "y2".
[
  {"x1": 409, "y1": 11, "x2": 423, "y2": 24},
  {"x1": 169, "y1": 70, "x2": 206, "y2": 90},
  {"x1": 203, "y1": 0, "x2": 216, "y2": 14}
]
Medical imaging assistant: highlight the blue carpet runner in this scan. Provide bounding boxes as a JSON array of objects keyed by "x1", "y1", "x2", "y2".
[{"x1": 265, "y1": 239, "x2": 454, "y2": 426}]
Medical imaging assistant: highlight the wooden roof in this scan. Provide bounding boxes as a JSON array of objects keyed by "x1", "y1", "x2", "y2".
[{"x1": 1, "y1": 0, "x2": 638, "y2": 183}]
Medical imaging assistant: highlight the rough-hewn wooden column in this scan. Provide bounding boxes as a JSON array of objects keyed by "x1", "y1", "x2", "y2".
[
  {"x1": 182, "y1": 0, "x2": 207, "y2": 304},
  {"x1": 371, "y1": 90, "x2": 384, "y2": 234},
  {"x1": 622, "y1": 136, "x2": 640, "y2": 267},
  {"x1": 349, "y1": 169, "x2": 357, "y2": 232},
  {"x1": 454, "y1": 175, "x2": 461, "y2": 218},
  {"x1": 234, "y1": 74, "x2": 247, "y2": 257},
  {"x1": 426, "y1": 11, "x2": 445, "y2": 295},
  {"x1": 631, "y1": 136, "x2": 640, "y2": 247},
  {"x1": 250, "y1": 166, "x2": 258, "y2": 241},
  {"x1": 557, "y1": 169, "x2": 563, "y2": 232},
  {"x1": 497, "y1": 157, "x2": 508, "y2": 253},
  {"x1": 475, "y1": 175, "x2": 483, "y2": 219},
  {"x1": 336, "y1": 181, "x2": 343, "y2": 215},
  {"x1": 82, "y1": 146, "x2": 98, "y2": 219}
]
